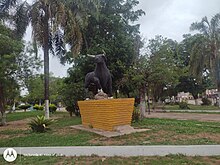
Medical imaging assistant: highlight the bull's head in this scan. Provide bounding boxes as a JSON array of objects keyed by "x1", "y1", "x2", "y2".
[{"x1": 87, "y1": 50, "x2": 107, "y2": 64}]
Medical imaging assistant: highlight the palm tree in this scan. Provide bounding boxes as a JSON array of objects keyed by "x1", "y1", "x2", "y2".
[
  {"x1": 190, "y1": 13, "x2": 220, "y2": 104},
  {"x1": 0, "y1": 0, "x2": 99, "y2": 118}
]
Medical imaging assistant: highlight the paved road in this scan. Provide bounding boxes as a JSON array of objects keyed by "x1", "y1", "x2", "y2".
[
  {"x1": 1, "y1": 145, "x2": 220, "y2": 157},
  {"x1": 145, "y1": 112, "x2": 220, "y2": 122}
]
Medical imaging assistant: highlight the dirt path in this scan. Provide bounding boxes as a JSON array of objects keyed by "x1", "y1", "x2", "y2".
[
  {"x1": 0, "y1": 116, "x2": 61, "y2": 131},
  {"x1": 0, "y1": 119, "x2": 30, "y2": 131},
  {"x1": 145, "y1": 112, "x2": 220, "y2": 122}
]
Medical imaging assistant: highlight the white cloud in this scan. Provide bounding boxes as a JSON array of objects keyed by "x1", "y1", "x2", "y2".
[
  {"x1": 24, "y1": 0, "x2": 220, "y2": 77},
  {"x1": 137, "y1": 0, "x2": 220, "y2": 41}
]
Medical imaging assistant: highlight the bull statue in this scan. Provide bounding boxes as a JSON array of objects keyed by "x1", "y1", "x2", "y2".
[{"x1": 85, "y1": 52, "x2": 113, "y2": 99}]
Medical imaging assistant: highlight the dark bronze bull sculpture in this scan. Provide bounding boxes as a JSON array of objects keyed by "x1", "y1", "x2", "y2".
[{"x1": 85, "y1": 53, "x2": 113, "y2": 98}]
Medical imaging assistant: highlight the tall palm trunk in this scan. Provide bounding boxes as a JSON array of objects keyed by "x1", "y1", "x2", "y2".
[
  {"x1": 43, "y1": 5, "x2": 50, "y2": 119},
  {"x1": 44, "y1": 40, "x2": 50, "y2": 119}
]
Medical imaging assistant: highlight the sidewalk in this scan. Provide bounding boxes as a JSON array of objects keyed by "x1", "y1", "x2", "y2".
[
  {"x1": 1, "y1": 145, "x2": 220, "y2": 157},
  {"x1": 157, "y1": 109, "x2": 220, "y2": 113}
]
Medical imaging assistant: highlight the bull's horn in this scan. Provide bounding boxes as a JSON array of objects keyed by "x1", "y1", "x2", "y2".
[
  {"x1": 87, "y1": 54, "x2": 96, "y2": 58},
  {"x1": 102, "y1": 50, "x2": 106, "y2": 55}
]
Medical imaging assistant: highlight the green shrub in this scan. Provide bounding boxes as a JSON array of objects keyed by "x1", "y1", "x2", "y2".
[
  {"x1": 38, "y1": 106, "x2": 44, "y2": 111},
  {"x1": 132, "y1": 108, "x2": 140, "y2": 122},
  {"x1": 66, "y1": 106, "x2": 75, "y2": 116},
  {"x1": 18, "y1": 104, "x2": 31, "y2": 111},
  {"x1": 66, "y1": 103, "x2": 80, "y2": 117},
  {"x1": 28, "y1": 115, "x2": 54, "y2": 133},
  {"x1": 33, "y1": 104, "x2": 44, "y2": 111},
  {"x1": 214, "y1": 102, "x2": 219, "y2": 106},
  {"x1": 179, "y1": 102, "x2": 190, "y2": 109},
  {"x1": 49, "y1": 104, "x2": 57, "y2": 113},
  {"x1": 201, "y1": 98, "x2": 212, "y2": 106},
  {"x1": 33, "y1": 104, "x2": 39, "y2": 110},
  {"x1": 5, "y1": 105, "x2": 11, "y2": 111}
]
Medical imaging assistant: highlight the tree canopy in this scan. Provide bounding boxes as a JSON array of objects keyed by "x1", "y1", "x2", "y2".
[
  {"x1": 65, "y1": 0, "x2": 145, "y2": 98},
  {"x1": 0, "y1": 23, "x2": 41, "y2": 125}
]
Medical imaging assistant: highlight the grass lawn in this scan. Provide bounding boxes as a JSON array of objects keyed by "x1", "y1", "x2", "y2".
[
  {"x1": 0, "y1": 111, "x2": 220, "y2": 147},
  {"x1": 164, "y1": 104, "x2": 220, "y2": 110},
  {"x1": 0, "y1": 154, "x2": 220, "y2": 165},
  {"x1": 6, "y1": 111, "x2": 44, "y2": 122}
]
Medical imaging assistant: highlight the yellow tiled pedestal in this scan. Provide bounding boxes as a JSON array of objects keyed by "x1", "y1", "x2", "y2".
[{"x1": 78, "y1": 98, "x2": 135, "y2": 131}]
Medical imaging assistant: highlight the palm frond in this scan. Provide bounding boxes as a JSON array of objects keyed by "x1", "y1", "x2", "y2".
[
  {"x1": 189, "y1": 35, "x2": 211, "y2": 82},
  {"x1": 28, "y1": 0, "x2": 100, "y2": 61},
  {"x1": 29, "y1": 1, "x2": 45, "y2": 46},
  {"x1": 0, "y1": 9, "x2": 11, "y2": 19},
  {"x1": 0, "y1": 0, "x2": 17, "y2": 12},
  {"x1": 13, "y1": 1, "x2": 30, "y2": 39},
  {"x1": 190, "y1": 21, "x2": 209, "y2": 37},
  {"x1": 53, "y1": 29, "x2": 66, "y2": 64},
  {"x1": 62, "y1": 0, "x2": 100, "y2": 56},
  {"x1": 211, "y1": 13, "x2": 220, "y2": 28}
]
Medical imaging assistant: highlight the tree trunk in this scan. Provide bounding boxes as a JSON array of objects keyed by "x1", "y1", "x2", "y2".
[
  {"x1": 0, "y1": 111, "x2": 6, "y2": 126},
  {"x1": 214, "y1": 55, "x2": 220, "y2": 107},
  {"x1": 152, "y1": 99, "x2": 156, "y2": 111},
  {"x1": 195, "y1": 99, "x2": 198, "y2": 105},
  {"x1": 147, "y1": 88, "x2": 150, "y2": 115},
  {"x1": 43, "y1": 6, "x2": 50, "y2": 119},
  {"x1": 217, "y1": 71, "x2": 220, "y2": 108},
  {"x1": 139, "y1": 85, "x2": 146, "y2": 119},
  {"x1": 115, "y1": 91, "x2": 118, "y2": 99},
  {"x1": 217, "y1": 90, "x2": 220, "y2": 108},
  {"x1": 12, "y1": 102, "x2": 15, "y2": 112},
  {"x1": 192, "y1": 94, "x2": 199, "y2": 105},
  {"x1": 44, "y1": 43, "x2": 50, "y2": 119},
  {"x1": 0, "y1": 82, "x2": 6, "y2": 126}
]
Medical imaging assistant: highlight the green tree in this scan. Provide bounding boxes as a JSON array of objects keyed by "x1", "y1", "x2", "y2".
[
  {"x1": 120, "y1": 35, "x2": 181, "y2": 116},
  {"x1": 25, "y1": 74, "x2": 44, "y2": 105},
  {"x1": 29, "y1": 0, "x2": 98, "y2": 118},
  {"x1": 178, "y1": 34, "x2": 198, "y2": 68},
  {"x1": 61, "y1": 69, "x2": 85, "y2": 107},
  {"x1": 49, "y1": 76, "x2": 64, "y2": 104},
  {"x1": 147, "y1": 35, "x2": 180, "y2": 107},
  {"x1": 132, "y1": 56, "x2": 150, "y2": 117},
  {"x1": 61, "y1": 55, "x2": 92, "y2": 107},
  {"x1": 80, "y1": 0, "x2": 145, "y2": 96},
  {"x1": 1, "y1": 0, "x2": 99, "y2": 118},
  {"x1": 176, "y1": 76, "x2": 206, "y2": 105},
  {"x1": 175, "y1": 34, "x2": 213, "y2": 104},
  {"x1": 63, "y1": 0, "x2": 145, "y2": 111},
  {"x1": 26, "y1": 74, "x2": 65, "y2": 105},
  {"x1": 190, "y1": 13, "x2": 220, "y2": 103},
  {"x1": 0, "y1": 23, "x2": 40, "y2": 125},
  {"x1": 0, "y1": 23, "x2": 23, "y2": 125}
]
